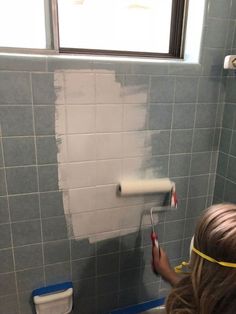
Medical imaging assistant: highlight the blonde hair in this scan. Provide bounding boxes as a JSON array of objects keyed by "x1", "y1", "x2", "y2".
[{"x1": 166, "y1": 203, "x2": 236, "y2": 314}]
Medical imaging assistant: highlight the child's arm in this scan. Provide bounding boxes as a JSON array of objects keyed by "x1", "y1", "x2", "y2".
[{"x1": 152, "y1": 246, "x2": 180, "y2": 287}]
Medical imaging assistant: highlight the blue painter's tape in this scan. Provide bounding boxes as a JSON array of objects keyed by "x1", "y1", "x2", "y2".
[
  {"x1": 32, "y1": 282, "x2": 73, "y2": 297},
  {"x1": 110, "y1": 297, "x2": 165, "y2": 314}
]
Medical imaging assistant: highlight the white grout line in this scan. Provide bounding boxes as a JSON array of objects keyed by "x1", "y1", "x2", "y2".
[{"x1": 29, "y1": 72, "x2": 46, "y2": 289}]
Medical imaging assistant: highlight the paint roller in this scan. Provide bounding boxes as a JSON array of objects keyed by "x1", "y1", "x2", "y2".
[
  {"x1": 118, "y1": 178, "x2": 178, "y2": 208},
  {"x1": 118, "y1": 178, "x2": 178, "y2": 258}
]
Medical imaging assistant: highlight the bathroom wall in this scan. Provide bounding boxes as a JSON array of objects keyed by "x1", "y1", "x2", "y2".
[
  {"x1": 214, "y1": 30, "x2": 236, "y2": 203},
  {"x1": 0, "y1": 0, "x2": 235, "y2": 313}
]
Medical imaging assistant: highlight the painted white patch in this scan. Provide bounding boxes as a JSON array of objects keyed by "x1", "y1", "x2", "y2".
[{"x1": 55, "y1": 70, "x2": 165, "y2": 243}]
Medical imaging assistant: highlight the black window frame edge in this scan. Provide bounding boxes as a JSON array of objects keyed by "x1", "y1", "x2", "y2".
[{"x1": 58, "y1": 0, "x2": 189, "y2": 59}]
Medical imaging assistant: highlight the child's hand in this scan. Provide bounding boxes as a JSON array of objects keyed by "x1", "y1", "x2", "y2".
[{"x1": 152, "y1": 246, "x2": 180, "y2": 286}]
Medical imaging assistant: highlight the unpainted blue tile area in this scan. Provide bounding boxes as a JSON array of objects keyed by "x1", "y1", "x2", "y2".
[
  {"x1": 150, "y1": 76, "x2": 175, "y2": 103},
  {"x1": 0, "y1": 197, "x2": 9, "y2": 224},
  {"x1": 14, "y1": 244, "x2": 43, "y2": 270},
  {"x1": 45, "y1": 262, "x2": 72, "y2": 285},
  {"x1": 32, "y1": 73, "x2": 56, "y2": 104},
  {"x1": 9, "y1": 193, "x2": 40, "y2": 222},
  {"x1": 0, "y1": 248, "x2": 14, "y2": 273},
  {"x1": 3, "y1": 137, "x2": 36, "y2": 167},
  {"x1": 6, "y1": 166, "x2": 38, "y2": 195},
  {"x1": 175, "y1": 77, "x2": 198, "y2": 103},
  {"x1": 11, "y1": 220, "x2": 42, "y2": 246},
  {"x1": 0, "y1": 106, "x2": 34, "y2": 136},
  {"x1": 0, "y1": 72, "x2": 31, "y2": 104}
]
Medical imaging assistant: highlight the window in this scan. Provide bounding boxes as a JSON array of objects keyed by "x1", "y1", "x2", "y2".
[
  {"x1": 0, "y1": 0, "x2": 188, "y2": 59},
  {"x1": 0, "y1": 0, "x2": 50, "y2": 49},
  {"x1": 57, "y1": 0, "x2": 187, "y2": 58}
]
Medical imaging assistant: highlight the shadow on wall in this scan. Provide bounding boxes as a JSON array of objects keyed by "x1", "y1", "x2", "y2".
[{"x1": 71, "y1": 230, "x2": 161, "y2": 314}]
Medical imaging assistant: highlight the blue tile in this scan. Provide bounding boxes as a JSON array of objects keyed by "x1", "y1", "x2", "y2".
[
  {"x1": 0, "y1": 106, "x2": 33, "y2": 136},
  {"x1": 184, "y1": 218, "x2": 198, "y2": 238},
  {"x1": 227, "y1": 156, "x2": 236, "y2": 182},
  {"x1": 9, "y1": 193, "x2": 40, "y2": 222},
  {"x1": 120, "y1": 250, "x2": 142, "y2": 271},
  {"x1": 72, "y1": 257, "x2": 96, "y2": 281},
  {"x1": 71, "y1": 238, "x2": 96, "y2": 260},
  {"x1": 120, "y1": 231, "x2": 141, "y2": 251},
  {"x1": 225, "y1": 78, "x2": 236, "y2": 103},
  {"x1": 193, "y1": 129, "x2": 214, "y2": 152},
  {"x1": 164, "y1": 220, "x2": 185, "y2": 242},
  {"x1": 120, "y1": 268, "x2": 141, "y2": 289},
  {"x1": 45, "y1": 262, "x2": 71, "y2": 285},
  {"x1": 189, "y1": 175, "x2": 209, "y2": 197},
  {"x1": 0, "y1": 249, "x2": 14, "y2": 273},
  {"x1": 44, "y1": 240, "x2": 70, "y2": 264},
  {"x1": 97, "y1": 273, "x2": 119, "y2": 295},
  {"x1": 201, "y1": 48, "x2": 224, "y2": 76},
  {"x1": 222, "y1": 104, "x2": 236, "y2": 129},
  {"x1": 224, "y1": 180, "x2": 236, "y2": 203},
  {"x1": 198, "y1": 77, "x2": 220, "y2": 103},
  {"x1": 150, "y1": 77, "x2": 175, "y2": 103},
  {"x1": 149, "y1": 104, "x2": 172, "y2": 130},
  {"x1": 0, "y1": 294, "x2": 19, "y2": 313},
  {"x1": 175, "y1": 77, "x2": 198, "y2": 103},
  {"x1": 0, "y1": 55, "x2": 46, "y2": 72},
  {"x1": 150, "y1": 131, "x2": 170, "y2": 155},
  {"x1": 16, "y1": 267, "x2": 44, "y2": 292},
  {"x1": 195, "y1": 104, "x2": 217, "y2": 128},
  {"x1": 0, "y1": 141, "x2": 3, "y2": 168},
  {"x1": 97, "y1": 253, "x2": 119, "y2": 275},
  {"x1": 220, "y1": 128, "x2": 232, "y2": 154},
  {"x1": 3, "y1": 137, "x2": 36, "y2": 167},
  {"x1": 0, "y1": 224, "x2": 11, "y2": 249},
  {"x1": 38, "y1": 165, "x2": 59, "y2": 192},
  {"x1": 32, "y1": 73, "x2": 56, "y2": 104},
  {"x1": 14, "y1": 244, "x2": 43, "y2": 270},
  {"x1": 97, "y1": 237, "x2": 120, "y2": 255},
  {"x1": 0, "y1": 169, "x2": 7, "y2": 196},
  {"x1": 204, "y1": 18, "x2": 229, "y2": 48},
  {"x1": 169, "y1": 154, "x2": 191, "y2": 177},
  {"x1": 6, "y1": 166, "x2": 37, "y2": 195},
  {"x1": 97, "y1": 292, "x2": 118, "y2": 314},
  {"x1": 42, "y1": 216, "x2": 68, "y2": 241},
  {"x1": 170, "y1": 130, "x2": 193, "y2": 154},
  {"x1": 34, "y1": 106, "x2": 55, "y2": 135},
  {"x1": 208, "y1": 0, "x2": 231, "y2": 18},
  {"x1": 172, "y1": 104, "x2": 195, "y2": 129},
  {"x1": 0, "y1": 197, "x2": 9, "y2": 224},
  {"x1": 48, "y1": 56, "x2": 93, "y2": 72},
  {"x1": 230, "y1": 131, "x2": 236, "y2": 157},
  {"x1": 12, "y1": 220, "x2": 42, "y2": 247},
  {"x1": 191, "y1": 152, "x2": 212, "y2": 175},
  {"x1": 18, "y1": 291, "x2": 35, "y2": 314},
  {"x1": 0, "y1": 273, "x2": 17, "y2": 296},
  {"x1": 0, "y1": 72, "x2": 31, "y2": 104},
  {"x1": 40, "y1": 191, "x2": 64, "y2": 218},
  {"x1": 186, "y1": 196, "x2": 207, "y2": 218},
  {"x1": 217, "y1": 152, "x2": 228, "y2": 177},
  {"x1": 36, "y1": 136, "x2": 57, "y2": 164}
]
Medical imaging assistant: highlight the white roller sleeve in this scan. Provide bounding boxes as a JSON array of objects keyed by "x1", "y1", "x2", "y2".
[{"x1": 118, "y1": 178, "x2": 173, "y2": 196}]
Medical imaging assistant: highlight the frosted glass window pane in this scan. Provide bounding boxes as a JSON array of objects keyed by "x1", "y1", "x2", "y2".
[
  {"x1": 0, "y1": 0, "x2": 46, "y2": 49},
  {"x1": 58, "y1": 0, "x2": 172, "y2": 53}
]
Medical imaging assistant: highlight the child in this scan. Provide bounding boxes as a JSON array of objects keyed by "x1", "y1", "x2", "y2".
[{"x1": 152, "y1": 203, "x2": 236, "y2": 314}]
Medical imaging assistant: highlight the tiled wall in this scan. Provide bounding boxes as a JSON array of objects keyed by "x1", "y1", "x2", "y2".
[
  {"x1": 214, "y1": 79, "x2": 236, "y2": 203},
  {"x1": 0, "y1": 0, "x2": 235, "y2": 313},
  {"x1": 213, "y1": 0, "x2": 236, "y2": 204}
]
